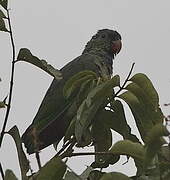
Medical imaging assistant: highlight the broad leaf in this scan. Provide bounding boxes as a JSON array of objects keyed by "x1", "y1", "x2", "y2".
[
  {"x1": 0, "y1": 101, "x2": 5, "y2": 108},
  {"x1": 91, "y1": 111, "x2": 113, "y2": 168},
  {"x1": 0, "y1": 17, "x2": 8, "y2": 32},
  {"x1": 100, "y1": 172, "x2": 131, "y2": 180},
  {"x1": 64, "y1": 75, "x2": 96, "y2": 99},
  {"x1": 86, "y1": 75, "x2": 120, "y2": 106},
  {"x1": 75, "y1": 100, "x2": 101, "y2": 143},
  {"x1": 110, "y1": 140, "x2": 145, "y2": 164},
  {"x1": 0, "y1": 0, "x2": 8, "y2": 10},
  {"x1": 159, "y1": 146, "x2": 170, "y2": 162},
  {"x1": 145, "y1": 124, "x2": 169, "y2": 145},
  {"x1": 64, "y1": 167, "x2": 93, "y2": 180},
  {"x1": 7, "y1": 126, "x2": 29, "y2": 180},
  {"x1": 144, "y1": 124, "x2": 169, "y2": 168},
  {"x1": 88, "y1": 170, "x2": 105, "y2": 180},
  {"x1": 125, "y1": 82, "x2": 163, "y2": 125},
  {"x1": 17, "y1": 48, "x2": 62, "y2": 80},
  {"x1": 36, "y1": 156, "x2": 66, "y2": 180},
  {"x1": 0, "y1": 9, "x2": 6, "y2": 18},
  {"x1": 64, "y1": 171, "x2": 80, "y2": 180},
  {"x1": 63, "y1": 70, "x2": 97, "y2": 98},
  {"x1": 80, "y1": 166, "x2": 93, "y2": 179},
  {"x1": 130, "y1": 73, "x2": 159, "y2": 108},
  {"x1": 4, "y1": 169, "x2": 18, "y2": 180},
  {"x1": 109, "y1": 100, "x2": 139, "y2": 142},
  {"x1": 118, "y1": 91, "x2": 154, "y2": 142}
]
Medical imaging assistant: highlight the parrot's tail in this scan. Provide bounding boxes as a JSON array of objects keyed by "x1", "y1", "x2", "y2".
[
  {"x1": 22, "y1": 125, "x2": 40, "y2": 154},
  {"x1": 22, "y1": 113, "x2": 69, "y2": 154}
]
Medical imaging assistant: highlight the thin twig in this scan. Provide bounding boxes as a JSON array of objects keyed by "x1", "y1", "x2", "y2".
[
  {"x1": 60, "y1": 141, "x2": 76, "y2": 159},
  {"x1": 57, "y1": 137, "x2": 76, "y2": 156},
  {"x1": 0, "y1": 163, "x2": 4, "y2": 180},
  {"x1": 114, "y1": 62, "x2": 135, "y2": 97},
  {"x1": 56, "y1": 140, "x2": 71, "y2": 156},
  {"x1": 0, "y1": 9, "x2": 16, "y2": 147},
  {"x1": 66, "y1": 151, "x2": 113, "y2": 158},
  {"x1": 35, "y1": 152, "x2": 42, "y2": 170}
]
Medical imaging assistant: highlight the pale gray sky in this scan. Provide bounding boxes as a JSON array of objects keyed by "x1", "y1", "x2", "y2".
[{"x1": 1, "y1": 0, "x2": 170, "y2": 179}]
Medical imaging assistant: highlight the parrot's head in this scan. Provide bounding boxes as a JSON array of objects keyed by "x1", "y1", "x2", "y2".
[{"x1": 83, "y1": 29, "x2": 122, "y2": 57}]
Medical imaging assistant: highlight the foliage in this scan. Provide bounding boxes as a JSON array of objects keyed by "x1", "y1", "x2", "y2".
[{"x1": 0, "y1": 1, "x2": 170, "y2": 180}]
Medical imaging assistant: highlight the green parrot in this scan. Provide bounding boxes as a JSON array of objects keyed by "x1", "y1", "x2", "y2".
[{"x1": 22, "y1": 29, "x2": 122, "y2": 154}]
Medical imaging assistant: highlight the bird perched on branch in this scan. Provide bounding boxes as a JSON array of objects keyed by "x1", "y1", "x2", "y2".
[{"x1": 22, "y1": 29, "x2": 122, "y2": 154}]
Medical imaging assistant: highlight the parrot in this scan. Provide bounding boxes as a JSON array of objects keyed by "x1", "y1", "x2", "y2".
[{"x1": 22, "y1": 29, "x2": 122, "y2": 154}]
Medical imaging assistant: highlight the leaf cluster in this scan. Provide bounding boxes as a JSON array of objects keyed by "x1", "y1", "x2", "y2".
[{"x1": 1, "y1": 1, "x2": 170, "y2": 179}]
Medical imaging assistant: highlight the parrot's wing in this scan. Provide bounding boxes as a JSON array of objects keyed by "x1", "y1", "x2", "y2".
[{"x1": 22, "y1": 53, "x2": 109, "y2": 154}]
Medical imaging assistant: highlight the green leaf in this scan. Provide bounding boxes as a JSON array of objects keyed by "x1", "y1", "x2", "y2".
[
  {"x1": 80, "y1": 166, "x2": 93, "y2": 179},
  {"x1": 63, "y1": 71, "x2": 97, "y2": 98},
  {"x1": 0, "y1": 9, "x2": 6, "y2": 18},
  {"x1": 76, "y1": 79, "x2": 97, "y2": 105},
  {"x1": 100, "y1": 172, "x2": 131, "y2": 180},
  {"x1": 88, "y1": 170, "x2": 105, "y2": 180},
  {"x1": 130, "y1": 73, "x2": 159, "y2": 109},
  {"x1": 0, "y1": 0, "x2": 8, "y2": 10},
  {"x1": 125, "y1": 82, "x2": 163, "y2": 125},
  {"x1": 75, "y1": 100, "x2": 101, "y2": 143},
  {"x1": 91, "y1": 111, "x2": 113, "y2": 168},
  {"x1": 36, "y1": 156, "x2": 66, "y2": 180},
  {"x1": 4, "y1": 169, "x2": 18, "y2": 180},
  {"x1": 17, "y1": 48, "x2": 62, "y2": 80},
  {"x1": 118, "y1": 91, "x2": 154, "y2": 142},
  {"x1": 7, "y1": 126, "x2": 29, "y2": 180},
  {"x1": 86, "y1": 75, "x2": 120, "y2": 106},
  {"x1": 110, "y1": 140, "x2": 145, "y2": 164},
  {"x1": 77, "y1": 128, "x2": 92, "y2": 147},
  {"x1": 144, "y1": 124, "x2": 169, "y2": 168},
  {"x1": 109, "y1": 100, "x2": 139, "y2": 142},
  {"x1": 159, "y1": 146, "x2": 170, "y2": 162},
  {"x1": 146, "y1": 124, "x2": 169, "y2": 145},
  {"x1": 0, "y1": 17, "x2": 8, "y2": 32},
  {"x1": 64, "y1": 171, "x2": 80, "y2": 180},
  {"x1": 0, "y1": 101, "x2": 5, "y2": 108},
  {"x1": 159, "y1": 160, "x2": 170, "y2": 180}
]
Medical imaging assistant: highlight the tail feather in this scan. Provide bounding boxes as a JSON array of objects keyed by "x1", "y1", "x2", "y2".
[{"x1": 22, "y1": 114, "x2": 69, "y2": 154}]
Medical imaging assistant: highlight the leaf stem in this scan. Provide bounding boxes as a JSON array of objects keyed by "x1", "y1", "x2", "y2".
[
  {"x1": 0, "y1": 9, "x2": 16, "y2": 147},
  {"x1": 57, "y1": 137, "x2": 75, "y2": 156},
  {"x1": 114, "y1": 62, "x2": 135, "y2": 97},
  {"x1": 66, "y1": 151, "x2": 113, "y2": 158}
]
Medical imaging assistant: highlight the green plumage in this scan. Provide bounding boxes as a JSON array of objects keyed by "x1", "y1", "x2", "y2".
[{"x1": 22, "y1": 29, "x2": 122, "y2": 154}]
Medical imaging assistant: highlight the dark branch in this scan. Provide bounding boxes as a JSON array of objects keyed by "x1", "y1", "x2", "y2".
[
  {"x1": 65, "y1": 151, "x2": 113, "y2": 158},
  {"x1": 57, "y1": 137, "x2": 76, "y2": 156},
  {"x1": 35, "y1": 152, "x2": 42, "y2": 170},
  {"x1": 56, "y1": 140, "x2": 71, "y2": 156},
  {"x1": 114, "y1": 62, "x2": 135, "y2": 97},
  {"x1": 0, "y1": 9, "x2": 16, "y2": 147}
]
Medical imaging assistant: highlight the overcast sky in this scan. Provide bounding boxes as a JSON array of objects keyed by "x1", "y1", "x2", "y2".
[{"x1": 1, "y1": 0, "x2": 170, "y2": 179}]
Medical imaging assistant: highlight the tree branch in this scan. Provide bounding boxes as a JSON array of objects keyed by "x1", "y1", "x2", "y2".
[
  {"x1": 64, "y1": 151, "x2": 113, "y2": 158},
  {"x1": 35, "y1": 152, "x2": 42, "y2": 170},
  {"x1": 0, "y1": 9, "x2": 16, "y2": 147},
  {"x1": 114, "y1": 62, "x2": 135, "y2": 97}
]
